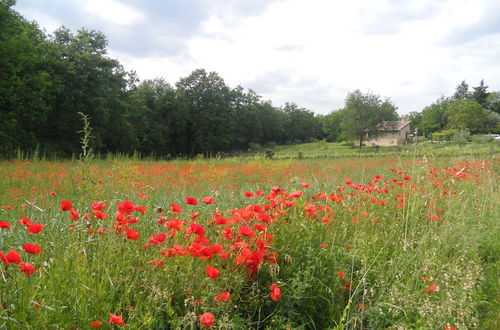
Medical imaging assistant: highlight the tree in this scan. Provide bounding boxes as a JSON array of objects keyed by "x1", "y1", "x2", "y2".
[
  {"x1": 404, "y1": 111, "x2": 422, "y2": 135},
  {"x1": 339, "y1": 90, "x2": 398, "y2": 149},
  {"x1": 0, "y1": 0, "x2": 57, "y2": 154},
  {"x1": 485, "y1": 91, "x2": 500, "y2": 114},
  {"x1": 281, "y1": 103, "x2": 322, "y2": 144},
  {"x1": 319, "y1": 109, "x2": 345, "y2": 142},
  {"x1": 453, "y1": 80, "x2": 470, "y2": 100},
  {"x1": 472, "y1": 79, "x2": 489, "y2": 107},
  {"x1": 176, "y1": 69, "x2": 233, "y2": 155},
  {"x1": 419, "y1": 96, "x2": 451, "y2": 137},
  {"x1": 445, "y1": 99, "x2": 488, "y2": 133}
]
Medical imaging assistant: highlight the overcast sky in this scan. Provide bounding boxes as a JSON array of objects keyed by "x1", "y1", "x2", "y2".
[{"x1": 14, "y1": 0, "x2": 500, "y2": 115}]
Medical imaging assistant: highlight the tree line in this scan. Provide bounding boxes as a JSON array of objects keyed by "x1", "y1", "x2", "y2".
[
  {"x1": 1, "y1": 1, "x2": 327, "y2": 158},
  {"x1": 1, "y1": 1, "x2": 498, "y2": 158}
]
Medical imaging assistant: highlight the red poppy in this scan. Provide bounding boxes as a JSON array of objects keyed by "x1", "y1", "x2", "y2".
[
  {"x1": 214, "y1": 291, "x2": 231, "y2": 304},
  {"x1": 300, "y1": 183, "x2": 309, "y2": 188},
  {"x1": 27, "y1": 223, "x2": 43, "y2": 234},
  {"x1": 6, "y1": 249, "x2": 21, "y2": 264},
  {"x1": 201, "y1": 196, "x2": 214, "y2": 204},
  {"x1": 149, "y1": 260, "x2": 165, "y2": 268},
  {"x1": 199, "y1": 312, "x2": 215, "y2": 328},
  {"x1": 94, "y1": 211, "x2": 107, "y2": 219},
  {"x1": 170, "y1": 202, "x2": 182, "y2": 213},
  {"x1": 22, "y1": 244, "x2": 41, "y2": 254},
  {"x1": 19, "y1": 217, "x2": 32, "y2": 227},
  {"x1": 188, "y1": 223, "x2": 205, "y2": 237},
  {"x1": 424, "y1": 282, "x2": 439, "y2": 294},
  {"x1": 337, "y1": 272, "x2": 346, "y2": 279},
  {"x1": 185, "y1": 197, "x2": 198, "y2": 205},
  {"x1": 269, "y1": 283, "x2": 281, "y2": 301},
  {"x1": 90, "y1": 321, "x2": 103, "y2": 328},
  {"x1": 0, "y1": 251, "x2": 9, "y2": 266},
  {"x1": 0, "y1": 222, "x2": 10, "y2": 229},
  {"x1": 117, "y1": 200, "x2": 135, "y2": 215},
  {"x1": 20, "y1": 262, "x2": 36, "y2": 276},
  {"x1": 91, "y1": 201, "x2": 107, "y2": 211},
  {"x1": 126, "y1": 229, "x2": 139, "y2": 241},
  {"x1": 108, "y1": 313, "x2": 126, "y2": 326},
  {"x1": 149, "y1": 233, "x2": 166, "y2": 246},
  {"x1": 69, "y1": 208, "x2": 80, "y2": 221},
  {"x1": 244, "y1": 191, "x2": 253, "y2": 197},
  {"x1": 238, "y1": 226, "x2": 255, "y2": 237},
  {"x1": 60, "y1": 200, "x2": 72, "y2": 211},
  {"x1": 206, "y1": 266, "x2": 220, "y2": 280}
]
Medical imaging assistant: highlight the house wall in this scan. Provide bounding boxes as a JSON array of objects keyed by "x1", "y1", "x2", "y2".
[{"x1": 364, "y1": 125, "x2": 410, "y2": 147}]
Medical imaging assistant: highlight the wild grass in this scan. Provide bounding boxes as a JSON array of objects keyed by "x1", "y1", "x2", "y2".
[{"x1": 0, "y1": 154, "x2": 498, "y2": 329}]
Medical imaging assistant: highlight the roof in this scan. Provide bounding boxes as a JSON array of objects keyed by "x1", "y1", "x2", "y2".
[{"x1": 377, "y1": 120, "x2": 411, "y2": 131}]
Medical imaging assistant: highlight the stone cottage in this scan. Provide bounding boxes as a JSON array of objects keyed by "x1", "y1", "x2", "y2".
[{"x1": 364, "y1": 120, "x2": 411, "y2": 147}]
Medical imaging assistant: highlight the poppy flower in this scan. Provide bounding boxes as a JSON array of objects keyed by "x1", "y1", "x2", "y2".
[
  {"x1": 206, "y1": 266, "x2": 220, "y2": 280},
  {"x1": 149, "y1": 233, "x2": 166, "y2": 246},
  {"x1": 60, "y1": 200, "x2": 72, "y2": 211},
  {"x1": 19, "y1": 217, "x2": 32, "y2": 227},
  {"x1": 214, "y1": 291, "x2": 231, "y2": 304},
  {"x1": 188, "y1": 223, "x2": 205, "y2": 237},
  {"x1": 0, "y1": 252, "x2": 9, "y2": 266},
  {"x1": 0, "y1": 222, "x2": 10, "y2": 229},
  {"x1": 108, "y1": 313, "x2": 126, "y2": 326},
  {"x1": 27, "y1": 223, "x2": 43, "y2": 234},
  {"x1": 185, "y1": 197, "x2": 198, "y2": 205},
  {"x1": 90, "y1": 321, "x2": 103, "y2": 328},
  {"x1": 201, "y1": 196, "x2": 214, "y2": 204},
  {"x1": 117, "y1": 200, "x2": 135, "y2": 215},
  {"x1": 22, "y1": 244, "x2": 41, "y2": 254},
  {"x1": 300, "y1": 183, "x2": 309, "y2": 188},
  {"x1": 126, "y1": 229, "x2": 139, "y2": 241},
  {"x1": 424, "y1": 283, "x2": 439, "y2": 294},
  {"x1": 170, "y1": 202, "x2": 182, "y2": 213},
  {"x1": 238, "y1": 226, "x2": 255, "y2": 237},
  {"x1": 199, "y1": 312, "x2": 215, "y2": 328},
  {"x1": 94, "y1": 211, "x2": 107, "y2": 219},
  {"x1": 69, "y1": 208, "x2": 80, "y2": 221},
  {"x1": 91, "y1": 201, "x2": 106, "y2": 211},
  {"x1": 269, "y1": 283, "x2": 281, "y2": 301},
  {"x1": 6, "y1": 249, "x2": 21, "y2": 264},
  {"x1": 20, "y1": 262, "x2": 36, "y2": 276}
]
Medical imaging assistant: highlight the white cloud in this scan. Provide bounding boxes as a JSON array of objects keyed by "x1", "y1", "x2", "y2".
[
  {"x1": 16, "y1": 0, "x2": 500, "y2": 115},
  {"x1": 83, "y1": 0, "x2": 145, "y2": 25},
  {"x1": 19, "y1": 8, "x2": 61, "y2": 33}
]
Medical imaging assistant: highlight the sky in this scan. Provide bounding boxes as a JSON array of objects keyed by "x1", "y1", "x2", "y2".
[{"x1": 14, "y1": 0, "x2": 500, "y2": 115}]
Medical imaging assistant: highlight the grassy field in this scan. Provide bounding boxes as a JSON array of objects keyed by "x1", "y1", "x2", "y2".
[
  {"x1": 0, "y1": 151, "x2": 498, "y2": 328},
  {"x1": 261, "y1": 139, "x2": 499, "y2": 160}
]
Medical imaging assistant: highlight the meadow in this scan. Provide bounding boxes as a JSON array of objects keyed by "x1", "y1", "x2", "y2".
[{"x1": 0, "y1": 151, "x2": 498, "y2": 329}]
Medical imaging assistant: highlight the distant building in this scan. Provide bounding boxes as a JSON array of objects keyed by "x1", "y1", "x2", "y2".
[{"x1": 364, "y1": 120, "x2": 411, "y2": 147}]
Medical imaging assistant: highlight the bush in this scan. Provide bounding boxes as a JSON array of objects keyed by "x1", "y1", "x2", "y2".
[
  {"x1": 471, "y1": 134, "x2": 494, "y2": 144},
  {"x1": 432, "y1": 129, "x2": 459, "y2": 142},
  {"x1": 451, "y1": 130, "x2": 471, "y2": 145}
]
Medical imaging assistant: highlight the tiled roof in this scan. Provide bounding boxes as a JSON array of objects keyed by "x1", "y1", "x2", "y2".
[{"x1": 377, "y1": 120, "x2": 411, "y2": 131}]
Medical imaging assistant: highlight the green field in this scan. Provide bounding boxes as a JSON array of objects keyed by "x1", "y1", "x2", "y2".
[{"x1": 0, "y1": 150, "x2": 498, "y2": 329}]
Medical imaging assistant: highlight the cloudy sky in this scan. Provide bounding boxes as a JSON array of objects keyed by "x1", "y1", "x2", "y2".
[{"x1": 14, "y1": 0, "x2": 500, "y2": 115}]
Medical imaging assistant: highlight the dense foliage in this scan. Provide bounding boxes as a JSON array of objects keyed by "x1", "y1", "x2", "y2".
[{"x1": 0, "y1": 1, "x2": 325, "y2": 158}]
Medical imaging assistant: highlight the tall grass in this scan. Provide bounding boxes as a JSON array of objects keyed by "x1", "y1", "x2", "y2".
[{"x1": 0, "y1": 155, "x2": 497, "y2": 328}]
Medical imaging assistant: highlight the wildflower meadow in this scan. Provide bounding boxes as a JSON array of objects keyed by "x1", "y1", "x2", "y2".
[{"x1": 0, "y1": 154, "x2": 498, "y2": 329}]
